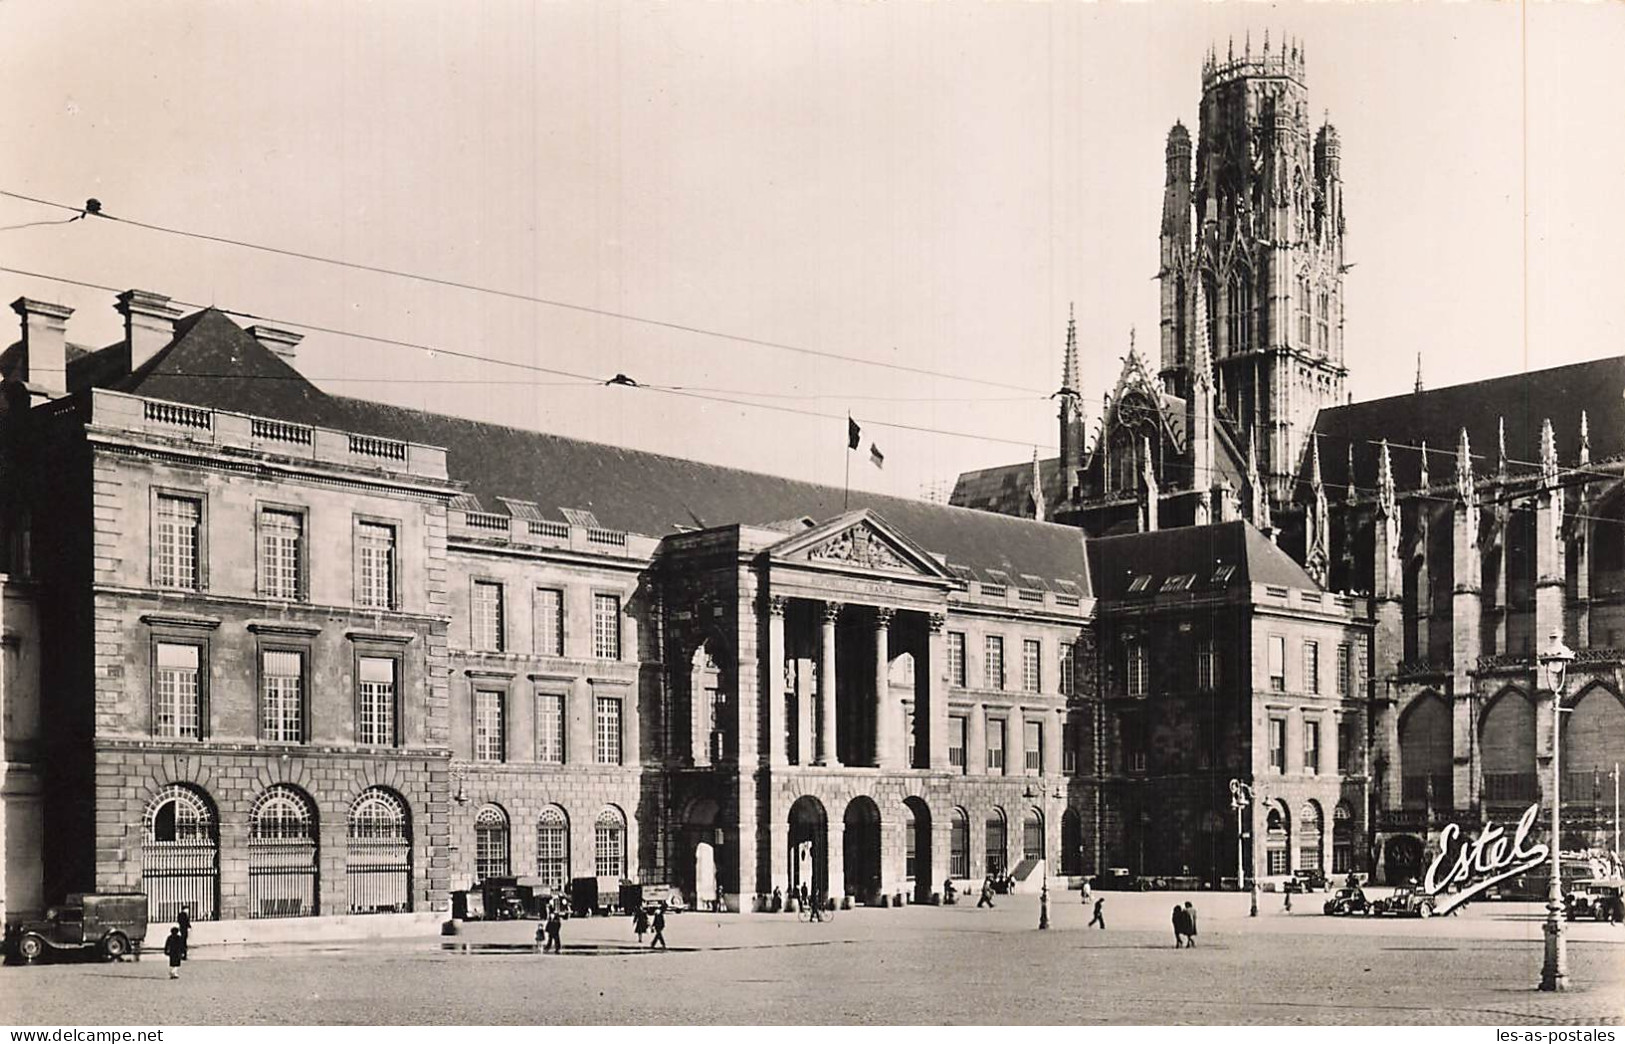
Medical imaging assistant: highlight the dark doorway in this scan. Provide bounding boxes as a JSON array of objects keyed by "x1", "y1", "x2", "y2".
[
  {"x1": 903, "y1": 797, "x2": 932, "y2": 903},
  {"x1": 788, "y1": 796, "x2": 828, "y2": 901},
  {"x1": 843, "y1": 796, "x2": 882, "y2": 903}
]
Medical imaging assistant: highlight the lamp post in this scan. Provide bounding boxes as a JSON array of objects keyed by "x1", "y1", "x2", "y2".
[
  {"x1": 1230, "y1": 779, "x2": 1255, "y2": 917},
  {"x1": 1034, "y1": 784, "x2": 1063, "y2": 930},
  {"x1": 1538, "y1": 632, "x2": 1575, "y2": 993}
]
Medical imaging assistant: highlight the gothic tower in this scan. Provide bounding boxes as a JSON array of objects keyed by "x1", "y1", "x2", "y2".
[{"x1": 1159, "y1": 33, "x2": 1348, "y2": 505}]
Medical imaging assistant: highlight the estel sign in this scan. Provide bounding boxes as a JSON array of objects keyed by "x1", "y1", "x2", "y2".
[{"x1": 1422, "y1": 804, "x2": 1549, "y2": 915}]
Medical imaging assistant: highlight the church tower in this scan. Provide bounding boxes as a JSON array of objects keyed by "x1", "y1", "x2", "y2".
[{"x1": 1159, "y1": 33, "x2": 1348, "y2": 505}]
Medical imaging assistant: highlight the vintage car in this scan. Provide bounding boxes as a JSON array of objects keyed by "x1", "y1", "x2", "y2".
[
  {"x1": 1564, "y1": 879, "x2": 1625, "y2": 922},
  {"x1": 1369, "y1": 884, "x2": 1436, "y2": 918},
  {"x1": 1322, "y1": 886, "x2": 1371, "y2": 916},
  {"x1": 6, "y1": 893, "x2": 149, "y2": 963},
  {"x1": 1283, "y1": 868, "x2": 1330, "y2": 894}
]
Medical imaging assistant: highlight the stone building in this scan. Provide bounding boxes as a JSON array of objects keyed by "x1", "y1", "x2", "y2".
[
  {"x1": 0, "y1": 291, "x2": 1103, "y2": 922},
  {"x1": 956, "y1": 39, "x2": 1625, "y2": 885}
]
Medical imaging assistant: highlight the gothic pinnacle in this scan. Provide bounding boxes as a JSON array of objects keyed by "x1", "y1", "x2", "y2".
[
  {"x1": 1345, "y1": 445, "x2": 1358, "y2": 506},
  {"x1": 1378, "y1": 439, "x2": 1397, "y2": 517},
  {"x1": 1580, "y1": 410, "x2": 1591, "y2": 466},
  {"x1": 1455, "y1": 427, "x2": 1475, "y2": 505},
  {"x1": 1419, "y1": 440, "x2": 1430, "y2": 490},
  {"x1": 1540, "y1": 418, "x2": 1558, "y2": 488}
]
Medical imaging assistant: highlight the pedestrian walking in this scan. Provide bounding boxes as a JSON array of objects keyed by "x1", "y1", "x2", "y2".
[
  {"x1": 1283, "y1": 889, "x2": 1293, "y2": 913},
  {"x1": 534, "y1": 921, "x2": 547, "y2": 953},
  {"x1": 544, "y1": 908, "x2": 563, "y2": 954},
  {"x1": 1171, "y1": 904, "x2": 1186, "y2": 947},
  {"x1": 163, "y1": 927, "x2": 185, "y2": 979},
  {"x1": 1089, "y1": 897, "x2": 1106, "y2": 929},
  {"x1": 177, "y1": 905, "x2": 191, "y2": 959},
  {"x1": 1183, "y1": 901, "x2": 1198, "y2": 947},
  {"x1": 632, "y1": 905, "x2": 649, "y2": 943},
  {"x1": 650, "y1": 908, "x2": 667, "y2": 951},
  {"x1": 976, "y1": 875, "x2": 995, "y2": 909},
  {"x1": 1080, "y1": 879, "x2": 1092, "y2": 903}
]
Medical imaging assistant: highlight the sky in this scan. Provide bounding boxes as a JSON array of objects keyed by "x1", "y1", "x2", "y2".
[{"x1": 1, "y1": 1, "x2": 1622, "y2": 501}]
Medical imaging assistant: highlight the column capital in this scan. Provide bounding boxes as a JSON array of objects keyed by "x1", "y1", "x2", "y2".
[
  {"x1": 769, "y1": 594, "x2": 789, "y2": 617},
  {"x1": 874, "y1": 607, "x2": 897, "y2": 628},
  {"x1": 928, "y1": 612, "x2": 947, "y2": 633},
  {"x1": 821, "y1": 601, "x2": 843, "y2": 624}
]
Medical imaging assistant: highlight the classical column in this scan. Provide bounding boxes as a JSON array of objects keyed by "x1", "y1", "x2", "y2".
[
  {"x1": 927, "y1": 613, "x2": 949, "y2": 770},
  {"x1": 796, "y1": 658, "x2": 814, "y2": 766},
  {"x1": 691, "y1": 656, "x2": 710, "y2": 768},
  {"x1": 818, "y1": 602, "x2": 841, "y2": 766},
  {"x1": 826, "y1": 815, "x2": 846, "y2": 903},
  {"x1": 968, "y1": 703, "x2": 987, "y2": 776},
  {"x1": 767, "y1": 595, "x2": 788, "y2": 768},
  {"x1": 874, "y1": 608, "x2": 896, "y2": 769}
]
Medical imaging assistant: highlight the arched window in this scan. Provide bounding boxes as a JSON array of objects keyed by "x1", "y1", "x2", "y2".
[
  {"x1": 1564, "y1": 685, "x2": 1625, "y2": 814},
  {"x1": 1481, "y1": 689, "x2": 1537, "y2": 807},
  {"x1": 904, "y1": 804, "x2": 918, "y2": 881},
  {"x1": 985, "y1": 808, "x2": 1008, "y2": 877},
  {"x1": 249, "y1": 785, "x2": 317, "y2": 918},
  {"x1": 1400, "y1": 693, "x2": 1453, "y2": 808},
  {"x1": 1265, "y1": 804, "x2": 1290, "y2": 876},
  {"x1": 536, "y1": 806, "x2": 570, "y2": 890},
  {"x1": 475, "y1": 804, "x2": 511, "y2": 881},
  {"x1": 1298, "y1": 801, "x2": 1324, "y2": 873},
  {"x1": 1332, "y1": 802, "x2": 1355, "y2": 875},
  {"x1": 1297, "y1": 276, "x2": 1312, "y2": 347},
  {"x1": 347, "y1": 787, "x2": 412, "y2": 914},
  {"x1": 1316, "y1": 290, "x2": 1330, "y2": 355},
  {"x1": 595, "y1": 807, "x2": 626, "y2": 879},
  {"x1": 950, "y1": 808, "x2": 970, "y2": 879},
  {"x1": 1227, "y1": 267, "x2": 1252, "y2": 354},
  {"x1": 142, "y1": 785, "x2": 218, "y2": 922}
]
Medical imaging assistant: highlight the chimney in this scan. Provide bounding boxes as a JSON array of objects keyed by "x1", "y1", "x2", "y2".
[
  {"x1": 10, "y1": 297, "x2": 75, "y2": 403},
  {"x1": 116, "y1": 290, "x2": 182, "y2": 372},
  {"x1": 247, "y1": 325, "x2": 303, "y2": 361}
]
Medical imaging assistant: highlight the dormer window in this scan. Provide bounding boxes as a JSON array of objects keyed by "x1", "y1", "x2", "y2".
[{"x1": 1127, "y1": 574, "x2": 1155, "y2": 594}]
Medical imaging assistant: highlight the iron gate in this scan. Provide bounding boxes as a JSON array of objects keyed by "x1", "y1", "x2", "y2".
[{"x1": 143, "y1": 839, "x2": 219, "y2": 923}]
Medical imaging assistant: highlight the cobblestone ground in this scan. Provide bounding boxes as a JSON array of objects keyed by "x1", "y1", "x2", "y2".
[{"x1": 4, "y1": 890, "x2": 1624, "y2": 1025}]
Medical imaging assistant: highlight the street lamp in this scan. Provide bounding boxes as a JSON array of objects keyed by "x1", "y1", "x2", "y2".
[
  {"x1": 1033, "y1": 783, "x2": 1063, "y2": 930},
  {"x1": 1538, "y1": 632, "x2": 1575, "y2": 993},
  {"x1": 1230, "y1": 779, "x2": 1256, "y2": 917}
]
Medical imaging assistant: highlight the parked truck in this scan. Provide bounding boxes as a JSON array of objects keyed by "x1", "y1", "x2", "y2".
[{"x1": 6, "y1": 893, "x2": 149, "y2": 963}]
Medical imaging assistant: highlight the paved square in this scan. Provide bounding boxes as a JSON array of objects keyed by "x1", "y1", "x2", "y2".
[{"x1": 4, "y1": 891, "x2": 1623, "y2": 1025}]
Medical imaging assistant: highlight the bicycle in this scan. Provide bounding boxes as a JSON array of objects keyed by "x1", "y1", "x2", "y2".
[{"x1": 796, "y1": 894, "x2": 837, "y2": 923}]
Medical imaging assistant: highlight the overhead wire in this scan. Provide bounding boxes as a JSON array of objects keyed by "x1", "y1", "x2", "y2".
[
  {"x1": 0, "y1": 264, "x2": 1061, "y2": 451},
  {"x1": 0, "y1": 188, "x2": 1053, "y2": 395}
]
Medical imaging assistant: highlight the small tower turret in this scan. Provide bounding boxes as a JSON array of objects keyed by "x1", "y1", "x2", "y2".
[{"x1": 1056, "y1": 303, "x2": 1084, "y2": 501}]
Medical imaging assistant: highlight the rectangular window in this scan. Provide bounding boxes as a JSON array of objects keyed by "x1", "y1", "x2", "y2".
[
  {"x1": 1304, "y1": 719, "x2": 1321, "y2": 775},
  {"x1": 948, "y1": 714, "x2": 968, "y2": 773},
  {"x1": 986, "y1": 717, "x2": 1005, "y2": 772},
  {"x1": 1022, "y1": 639, "x2": 1041, "y2": 693},
  {"x1": 1197, "y1": 640, "x2": 1218, "y2": 692},
  {"x1": 593, "y1": 594, "x2": 622, "y2": 660},
  {"x1": 1196, "y1": 717, "x2": 1213, "y2": 771},
  {"x1": 1059, "y1": 642, "x2": 1075, "y2": 697},
  {"x1": 1268, "y1": 848, "x2": 1290, "y2": 876},
  {"x1": 536, "y1": 693, "x2": 566, "y2": 764},
  {"x1": 1024, "y1": 720, "x2": 1042, "y2": 775},
  {"x1": 259, "y1": 508, "x2": 303, "y2": 600},
  {"x1": 1338, "y1": 718, "x2": 1356, "y2": 774},
  {"x1": 1269, "y1": 717, "x2": 1287, "y2": 774},
  {"x1": 153, "y1": 642, "x2": 201, "y2": 739},
  {"x1": 1304, "y1": 641, "x2": 1321, "y2": 695},
  {"x1": 1124, "y1": 716, "x2": 1147, "y2": 774},
  {"x1": 1127, "y1": 643, "x2": 1148, "y2": 697},
  {"x1": 357, "y1": 656, "x2": 396, "y2": 746},
  {"x1": 1268, "y1": 635, "x2": 1286, "y2": 692},
  {"x1": 472, "y1": 581, "x2": 505, "y2": 652},
  {"x1": 984, "y1": 636, "x2": 1005, "y2": 690},
  {"x1": 260, "y1": 650, "x2": 304, "y2": 743},
  {"x1": 595, "y1": 696, "x2": 622, "y2": 765},
  {"x1": 356, "y1": 521, "x2": 396, "y2": 609},
  {"x1": 534, "y1": 588, "x2": 564, "y2": 657},
  {"x1": 155, "y1": 494, "x2": 202, "y2": 590},
  {"x1": 1337, "y1": 643, "x2": 1353, "y2": 697},
  {"x1": 905, "y1": 708, "x2": 917, "y2": 769},
  {"x1": 1062, "y1": 722, "x2": 1079, "y2": 775},
  {"x1": 474, "y1": 689, "x2": 505, "y2": 761},
  {"x1": 947, "y1": 632, "x2": 967, "y2": 687}
]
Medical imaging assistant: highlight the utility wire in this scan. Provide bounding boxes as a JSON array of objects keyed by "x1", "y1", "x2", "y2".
[
  {"x1": 0, "y1": 188, "x2": 1052, "y2": 395},
  {"x1": 0, "y1": 264, "x2": 1059, "y2": 451}
]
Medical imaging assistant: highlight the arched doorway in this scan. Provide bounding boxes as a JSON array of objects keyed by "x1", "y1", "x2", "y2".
[
  {"x1": 142, "y1": 784, "x2": 219, "y2": 922},
  {"x1": 1384, "y1": 835, "x2": 1424, "y2": 885},
  {"x1": 843, "y1": 796, "x2": 882, "y2": 904},
  {"x1": 1298, "y1": 801, "x2": 1324, "y2": 874},
  {"x1": 787, "y1": 796, "x2": 828, "y2": 901},
  {"x1": 474, "y1": 804, "x2": 511, "y2": 882},
  {"x1": 680, "y1": 798, "x2": 721, "y2": 909},
  {"x1": 903, "y1": 797, "x2": 932, "y2": 903},
  {"x1": 1061, "y1": 808, "x2": 1084, "y2": 876},
  {"x1": 985, "y1": 807, "x2": 1008, "y2": 877},
  {"x1": 950, "y1": 807, "x2": 970, "y2": 880},
  {"x1": 346, "y1": 787, "x2": 412, "y2": 914},
  {"x1": 1022, "y1": 807, "x2": 1044, "y2": 865},
  {"x1": 248, "y1": 785, "x2": 318, "y2": 918},
  {"x1": 1264, "y1": 803, "x2": 1290, "y2": 877}
]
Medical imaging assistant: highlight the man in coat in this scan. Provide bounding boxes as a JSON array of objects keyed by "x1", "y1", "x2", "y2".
[
  {"x1": 1183, "y1": 901, "x2": 1199, "y2": 947},
  {"x1": 163, "y1": 927, "x2": 185, "y2": 979},
  {"x1": 176, "y1": 905, "x2": 192, "y2": 959}
]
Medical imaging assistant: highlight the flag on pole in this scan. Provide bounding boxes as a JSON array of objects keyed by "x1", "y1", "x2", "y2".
[
  {"x1": 869, "y1": 443, "x2": 885, "y2": 469},
  {"x1": 848, "y1": 416, "x2": 862, "y2": 450}
]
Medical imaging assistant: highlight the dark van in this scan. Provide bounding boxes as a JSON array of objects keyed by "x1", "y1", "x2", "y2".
[{"x1": 7, "y1": 893, "x2": 149, "y2": 963}]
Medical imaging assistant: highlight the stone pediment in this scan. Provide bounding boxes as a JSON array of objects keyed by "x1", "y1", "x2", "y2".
[{"x1": 768, "y1": 511, "x2": 951, "y2": 581}]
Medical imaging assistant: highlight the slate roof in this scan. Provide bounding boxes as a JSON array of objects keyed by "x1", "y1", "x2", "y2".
[
  {"x1": 1303, "y1": 355, "x2": 1625, "y2": 499},
  {"x1": 1085, "y1": 520, "x2": 1318, "y2": 601},
  {"x1": 89, "y1": 307, "x2": 1092, "y2": 594},
  {"x1": 951, "y1": 455, "x2": 1067, "y2": 518}
]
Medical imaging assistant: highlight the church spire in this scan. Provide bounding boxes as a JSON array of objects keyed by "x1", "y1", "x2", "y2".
[
  {"x1": 1056, "y1": 303, "x2": 1084, "y2": 504},
  {"x1": 1030, "y1": 447, "x2": 1047, "y2": 523},
  {"x1": 1414, "y1": 353, "x2": 1424, "y2": 394},
  {"x1": 1306, "y1": 436, "x2": 1329, "y2": 586}
]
